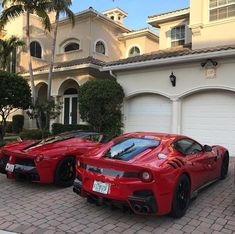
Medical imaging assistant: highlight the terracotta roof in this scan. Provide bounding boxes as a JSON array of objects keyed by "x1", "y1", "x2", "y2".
[
  {"x1": 32, "y1": 56, "x2": 105, "y2": 73},
  {"x1": 105, "y1": 44, "x2": 235, "y2": 67},
  {"x1": 148, "y1": 7, "x2": 190, "y2": 19}
]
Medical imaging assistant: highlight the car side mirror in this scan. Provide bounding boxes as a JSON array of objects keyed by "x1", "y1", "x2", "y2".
[{"x1": 203, "y1": 145, "x2": 212, "y2": 152}]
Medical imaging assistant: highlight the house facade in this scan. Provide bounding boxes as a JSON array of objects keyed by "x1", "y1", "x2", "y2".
[
  {"x1": 2, "y1": 7, "x2": 159, "y2": 126},
  {"x1": 103, "y1": 0, "x2": 235, "y2": 155},
  {"x1": 2, "y1": 0, "x2": 235, "y2": 155}
]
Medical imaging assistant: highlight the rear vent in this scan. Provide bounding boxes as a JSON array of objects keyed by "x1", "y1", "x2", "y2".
[
  {"x1": 15, "y1": 158, "x2": 35, "y2": 167},
  {"x1": 166, "y1": 158, "x2": 185, "y2": 169}
]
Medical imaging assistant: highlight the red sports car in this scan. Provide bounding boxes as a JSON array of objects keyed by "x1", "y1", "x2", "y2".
[
  {"x1": 73, "y1": 132, "x2": 229, "y2": 218},
  {"x1": 0, "y1": 131, "x2": 103, "y2": 187}
]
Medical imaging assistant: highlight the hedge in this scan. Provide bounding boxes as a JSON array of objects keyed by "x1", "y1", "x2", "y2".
[
  {"x1": 19, "y1": 129, "x2": 50, "y2": 140},
  {"x1": 52, "y1": 123, "x2": 92, "y2": 135},
  {"x1": 12, "y1": 115, "x2": 24, "y2": 133}
]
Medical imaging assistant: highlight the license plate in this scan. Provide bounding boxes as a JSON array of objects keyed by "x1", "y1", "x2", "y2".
[
  {"x1": 5, "y1": 163, "x2": 15, "y2": 172},
  {"x1": 92, "y1": 180, "x2": 109, "y2": 194}
]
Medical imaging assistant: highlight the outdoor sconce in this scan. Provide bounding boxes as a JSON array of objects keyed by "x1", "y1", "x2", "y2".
[
  {"x1": 201, "y1": 59, "x2": 218, "y2": 68},
  {"x1": 169, "y1": 72, "x2": 176, "y2": 87}
]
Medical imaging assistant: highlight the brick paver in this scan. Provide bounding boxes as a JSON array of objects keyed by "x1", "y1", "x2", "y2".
[{"x1": 0, "y1": 158, "x2": 234, "y2": 234}]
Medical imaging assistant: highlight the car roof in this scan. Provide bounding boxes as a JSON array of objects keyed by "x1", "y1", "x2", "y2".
[{"x1": 122, "y1": 132, "x2": 188, "y2": 141}]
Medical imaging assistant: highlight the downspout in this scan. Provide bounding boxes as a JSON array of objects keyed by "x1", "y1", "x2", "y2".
[{"x1": 109, "y1": 70, "x2": 117, "y2": 79}]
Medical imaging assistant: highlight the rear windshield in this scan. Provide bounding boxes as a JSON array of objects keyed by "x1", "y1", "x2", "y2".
[{"x1": 104, "y1": 137, "x2": 160, "y2": 161}]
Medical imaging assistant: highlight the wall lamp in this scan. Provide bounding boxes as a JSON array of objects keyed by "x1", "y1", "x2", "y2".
[
  {"x1": 201, "y1": 59, "x2": 218, "y2": 68},
  {"x1": 169, "y1": 72, "x2": 176, "y2": 87}
]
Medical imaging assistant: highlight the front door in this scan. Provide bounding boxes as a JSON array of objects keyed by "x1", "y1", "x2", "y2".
[{"x1": 64, "y1": 95, "x2": 78, "y2": 125}]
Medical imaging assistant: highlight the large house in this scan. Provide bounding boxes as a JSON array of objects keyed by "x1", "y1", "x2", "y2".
[{"x1": 2, "y1": 0, "x2": 235, "y2": 155}]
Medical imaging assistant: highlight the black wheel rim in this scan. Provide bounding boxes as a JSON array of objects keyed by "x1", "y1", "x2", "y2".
[
  {"x1": 176, "y1": 180, "x2": 190, "y2": 211},
  {"x1": 59, "y1": 161, "x2": 75, "y2": 182},
  {"x1": 222, "y1": 156, "x2": 229, "y2": 177}
]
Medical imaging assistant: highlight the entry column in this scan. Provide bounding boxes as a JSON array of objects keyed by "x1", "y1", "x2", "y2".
[{"x1": 171, "y1": 98, "x2": 182, "y2": 134}]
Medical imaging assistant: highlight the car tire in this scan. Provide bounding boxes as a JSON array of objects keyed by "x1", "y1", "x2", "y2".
[
  {"x1": 171, "y1": 174, "x2": 190, "y2": 218},
  {"x1": 220, "y1": 152, "x2": 229, "y2": 180},
  {"x1": 54, "y1": 157, "x2": 76, "y2": 187}
]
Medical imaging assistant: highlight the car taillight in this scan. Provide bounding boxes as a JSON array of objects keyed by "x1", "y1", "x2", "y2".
[
  {"x1": 35, "y1": 155, "x2": 44, "y2": 163},
  {"x1": 139, "y1": 171, "x2": 153, "y2": 182}
]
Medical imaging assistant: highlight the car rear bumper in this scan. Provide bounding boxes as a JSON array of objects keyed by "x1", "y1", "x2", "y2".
[
  {"x1": 13, "y1": 164, "x2": 40, "y2": 182},
  {"x1": 73, "y1": 177, "x2": 158, "y2": 215}
]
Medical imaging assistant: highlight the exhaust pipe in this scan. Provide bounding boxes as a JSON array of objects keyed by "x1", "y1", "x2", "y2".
[
  {"x1": 133, "y1": 204, "x2": 142, "y2": 212},
  {"x1": 142, "y1": 205, "x2": 150, "y2": 213}
]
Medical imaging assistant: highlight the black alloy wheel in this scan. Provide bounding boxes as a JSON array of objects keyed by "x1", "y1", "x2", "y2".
[
  {"x1": 171, "y1": 174, "x2": 190, "y2": 218},
  {"x1": 54, "y1": 157, "x2": 76, "y2": 187},
  {"x1": 220, "y1": 152, "x2": 229, "y2": 180}
]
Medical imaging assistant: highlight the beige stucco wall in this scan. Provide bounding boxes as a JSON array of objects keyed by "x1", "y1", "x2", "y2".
[
  {"x1": 190, "y1": 0, "x2": 235, "y2": 49},
  {"x1": 115, "y1": 58, "x2": 235, "y2": 100},
  {"x1": 123, "y1": 36, "x2": 159, "y2": 58},
  {"x1": 158, "y1": 19, "x2": 192, "y2": 49}
]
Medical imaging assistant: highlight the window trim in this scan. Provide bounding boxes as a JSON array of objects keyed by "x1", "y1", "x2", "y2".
[
  {"x1": 209, "y1": 0, "x2": 235, "y2": 22},
  {"x1": 30, "y1": 40, "x2": 43, "y2": 59},
  {"x1": 170, "y1": 25, "x2": 186, "y2": 48},
  {"x1": 94, "y1": 39, "x2": 108, "y2": 56},
  {"x1": 128, "y1": 46, "x2": 141, "y2": 57},
  {"x1": 64, "y1": 42, "x2": 80, "y2": 53}
]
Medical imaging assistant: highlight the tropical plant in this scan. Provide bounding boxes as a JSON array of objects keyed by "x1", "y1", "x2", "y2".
[
  {"x1": 0, "y1": 36, "x2": 24, "y2": 71},
  {"x1": 47, "y1": 0, "x2": 75, "y2": 100},
  {"x1": 78, "y1": 79, "x2": 125, "y2": 139},
  {"x1": 0, "y1": 0, "x2": 51, "y2": 104},
  {"x1": 0, "y1": 71, "x2": 32, "y2": 141}
]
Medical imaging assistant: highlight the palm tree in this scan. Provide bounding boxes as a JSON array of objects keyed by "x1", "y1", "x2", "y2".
[
  {"x1": 0, "y1": 36, "x2": 24, "y2": 71},
  {"x1": 0, "y1": 0, "x2": 51, "y2": 104},
  {"x1": 47, "y1": 0, "x2": 75, "y2": 100}
]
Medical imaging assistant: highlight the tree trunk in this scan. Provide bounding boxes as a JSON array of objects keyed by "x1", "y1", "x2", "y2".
[
  {"x1": 47, "y1": 11, "x2": 60, "y2": 100},
  {"x1": 26, "y1": 11, "x2": 36, "y2": 104}
]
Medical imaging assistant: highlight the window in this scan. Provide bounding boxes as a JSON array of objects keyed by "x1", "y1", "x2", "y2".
[
  {"x1": 64, "y1": 42, "x2": 80, "y2": 52},
  {"x1": 104, "y1": 137, "x2": 160, "y2": 161},
  {"x1": 171, "y1": 25, "x2": 185, "y2": 47},
  {"x1": 173, "y1": 138, "x2": 203, "y2": 155},
  {"x1": 209, "y1": 0, "x2": 235, "y2": 21},
  {"x1": 128, "y1": 46, "x2": 140, "y2": 57},
  {"x1": 95, "y1": 41, "x2": 106, "y2": 55},
  {"x1": 30, "y1": 41, "x2": 42, "y2": 58}
]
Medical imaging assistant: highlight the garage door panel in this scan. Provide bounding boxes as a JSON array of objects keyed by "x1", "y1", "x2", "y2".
[
  {"x1": 125, "y1": 94, "x2": 172, "y2": 133},
  {"x1": 182, "y1": 90, "x2": 235, "y2": 155}
]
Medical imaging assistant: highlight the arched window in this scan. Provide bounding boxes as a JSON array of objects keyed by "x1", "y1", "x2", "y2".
[
  {"x1": 64, "y1": 43, "x2": 80, "y2": 52},
  {"x1": 30, "y1": 41, "x2": 42, "y2": 58},
  {"x1": 95, "y1": 41, "x2": 106, "y2": 55},
  {"x1": 128, "y1": 46, "x2": 140, "y2": 57}
]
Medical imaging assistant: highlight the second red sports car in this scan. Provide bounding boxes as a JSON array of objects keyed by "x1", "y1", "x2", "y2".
[
  {"x1": 0, "y1": 131, "x2": 103, "y2": 187},
  {"x1": 73, "y1": 132, "x2": 229, "y2": 218}
]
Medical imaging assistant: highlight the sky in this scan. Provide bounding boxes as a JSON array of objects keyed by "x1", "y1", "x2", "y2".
[{"x1": 71, "y1": 0, "x2": 190, "y2": 30}]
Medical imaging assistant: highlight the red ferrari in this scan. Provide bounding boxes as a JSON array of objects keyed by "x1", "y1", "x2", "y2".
[
  {"x1": 73, "y1": 132, "x2": 229, "y2": 218},
  {"x1": 0, "y1": 131, "x2": 103, "y2": 187}
]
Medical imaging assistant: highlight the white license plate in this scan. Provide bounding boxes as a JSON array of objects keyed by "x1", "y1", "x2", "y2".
[
  {"x1": 92, "y1": 180, "x2": 109, "y2": 194},
  {"x1": 5, "y1": 163, "x2": 15, "y2": 172}
]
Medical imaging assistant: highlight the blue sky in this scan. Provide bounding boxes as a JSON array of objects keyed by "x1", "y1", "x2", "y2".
[{"x1": 72, "y1": 0, "x2": 189, "y2": 30}]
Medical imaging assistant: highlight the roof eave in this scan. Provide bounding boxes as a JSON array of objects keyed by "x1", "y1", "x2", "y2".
[{"x1": 102, "y1": 49, "x2": 235, "y2": 72}]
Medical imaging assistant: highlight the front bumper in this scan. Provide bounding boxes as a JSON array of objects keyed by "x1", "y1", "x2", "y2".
[{"x1": 73, "y1": 177, "x2": 158, "y2": 215}]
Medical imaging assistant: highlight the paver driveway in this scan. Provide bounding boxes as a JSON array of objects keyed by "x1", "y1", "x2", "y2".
[{"x1": 0, "y1": 158, "x2": 234, "y2": 234}]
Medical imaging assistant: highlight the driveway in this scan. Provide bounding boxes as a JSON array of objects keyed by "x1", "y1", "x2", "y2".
[{"x1": 0, "y1": 158, "x2": 234, "y2": 234}]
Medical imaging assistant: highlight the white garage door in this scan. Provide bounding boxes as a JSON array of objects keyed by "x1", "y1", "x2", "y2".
[
  {"x1": 182, "y1": 90, "x2": 235, "y2": 155},
  {"x1": 125, "y1": 94, "x2": 172, "y2": 133}
]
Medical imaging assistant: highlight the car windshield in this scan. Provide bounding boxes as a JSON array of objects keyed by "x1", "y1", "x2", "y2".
[
  {"x1": 26, "y1": 131, "x2": 102, "y2": 149},
  {"x1": 104, "y1": 137, "x2": 160, "y2": 161}
]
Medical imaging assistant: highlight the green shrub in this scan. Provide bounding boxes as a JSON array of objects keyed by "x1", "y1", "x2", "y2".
[
  {"x1": 12, "y1": 115, "x2": 24, "y2": 133},
  {"x1": 78, "y1": 79, "x2": 124, "y2": 139},
  {"x1": 5, "y1": 122, "x2": 13, "y2": 133},
  {"x1": 19, "y1": 129, "x2": 50, "y2": 140},
  {"x1": 52, "y1": 123, "x2": 92, "y2": 135},
  {"x1": 0, "y1": 140, "x2": 5, "y2": 147}
]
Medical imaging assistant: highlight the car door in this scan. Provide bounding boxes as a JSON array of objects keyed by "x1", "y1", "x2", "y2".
[{"x1": 174, "y1": 138, "x2": 208, "y2": 189}]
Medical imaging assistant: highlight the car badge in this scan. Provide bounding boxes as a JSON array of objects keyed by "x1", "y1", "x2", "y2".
[{"x1": 158, "y1": 153, "x2": 167, "y2": 159}]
